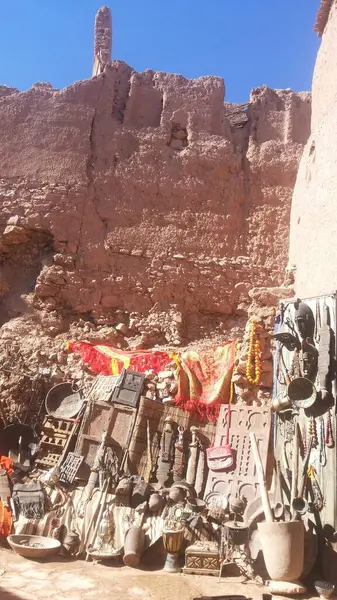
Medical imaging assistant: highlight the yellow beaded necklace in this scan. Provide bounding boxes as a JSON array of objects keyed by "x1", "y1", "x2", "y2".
[{"x1": 246, "y1": 321, "x2": 262, "y2": 385}]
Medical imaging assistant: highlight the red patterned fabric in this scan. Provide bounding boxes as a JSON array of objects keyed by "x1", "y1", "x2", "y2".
[{"x1": 67, "y1": 341, "x2": 174, "y2": 375}]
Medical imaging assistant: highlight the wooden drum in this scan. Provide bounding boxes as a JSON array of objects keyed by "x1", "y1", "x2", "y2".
[{"x1": 162, "y1": 528, "x2": 184, "y2": 573}]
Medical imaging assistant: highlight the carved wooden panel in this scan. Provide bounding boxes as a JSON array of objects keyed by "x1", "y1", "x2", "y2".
[
  {"x1": 75, "y1": 400, "x2": 136, "y2": 478},
  {"x1": 204, "y1": 405, "x2": 271, "y2": 504},
  {"x1": 111, "y1": 369, "x2": 145, "y2": 408}
]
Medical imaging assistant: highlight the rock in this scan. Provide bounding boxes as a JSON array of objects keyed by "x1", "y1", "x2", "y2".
[
  {"x1": 162, "y1": 396, "x2": 175, "y2": 405},
  {"x1": 158, "y1": 370, "x2": 174, "y2": 379},
  {"x1": 169, "y1": 382, "x2": 178, "y2": 394},
  {"x1": 115, "y1": 323, "x2": 129, "y2": 336},
  {"x1": 234, "y1": 282, "x2": 250, "y2": 293},
  {"x1": 44, "y1": 297, "x2": 58, "y2": 310},
  {"x1": 35, "y1": 283, "x2": 60, "y2": 297},
  {"x1": 231, "y1": 372, "x2": 247, "y2": 386},
  {"x1": 101, "y1": 295, "x2": 120, "y2": 308},
  {"x1": 248, "y1": 286, "x2": 293, "y2": 307},
  {"x1": 236, "y1": 361, "x2": 247, "y2": 375},
  {"x1": 6, "y1": 215, "x2": 21, "y2": 226},
  {"x1": 259, "y1": 372, "x2": 273, "y2": 388},
  {"x1": 156, "y1": 382, "x2": 169, "y2": 390},
  {"x1": 261, "y1": 360, "x2": 273, "y2": 372},
  {"x1": 145, "y1": 382, "x2": 156, "y2": 391},
  {"x1": 53, "y1": 253, "x2": 75, "y2": 267},
  {"x1": 2, "y1": 225, "x2": 29, "y2": 245}
]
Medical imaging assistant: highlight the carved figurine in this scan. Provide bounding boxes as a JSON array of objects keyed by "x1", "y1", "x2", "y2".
[
  {"x1": 156, "y1": 418, "x2": 175, "y2": 487},
  {"x1": 186, "y1": 426, "x2": 199, "y2": 487}
]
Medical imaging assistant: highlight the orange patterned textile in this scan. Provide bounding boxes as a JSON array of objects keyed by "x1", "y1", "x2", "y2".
[
  {"x1": 66, "y1": 341, "x2": 175, "y2": 375},
  {"x1": 0, "y1": 455, "x2": 13, "y2": 536},
  {"x1": 174, "y1": 342, "x2": 236, "y2": 422}
]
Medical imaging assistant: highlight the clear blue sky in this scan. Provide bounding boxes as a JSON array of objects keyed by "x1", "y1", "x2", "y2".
[{"x1": 0, "y1": 0, "x2": 321, "y2": 103}]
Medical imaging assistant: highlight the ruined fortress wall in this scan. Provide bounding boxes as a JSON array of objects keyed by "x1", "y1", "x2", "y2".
[
  {"x1": 0, "y1": 68, "x2": 311, "y2": 346},
  {"x1": 289, "y1": 2, "x2": 337, "y2": 297}
]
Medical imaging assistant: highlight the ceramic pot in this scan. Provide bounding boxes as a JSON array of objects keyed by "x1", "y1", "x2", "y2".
[
  {"x1": 149, "y1": 492, "x2": 165, "y2": 513},
  {"x1": 258, "y1": 520, "x2": 304, "y2": 581},
  {"x1": 123, "y1": 525, "x2": 145, "y2": 568},
  {"x1": 169, "y1": 487, "x2": 184, "y2": 503},
  {"x1": 63, "y1": 531, "x2": 80, "y2": 555},
  {"x1": 186, "y1": 497, "x2": 206, "y2": 513}
]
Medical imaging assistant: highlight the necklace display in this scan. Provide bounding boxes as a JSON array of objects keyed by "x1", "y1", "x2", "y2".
[
  {"x1": 325, "y1": 408, "x2": 335, "y2": 448},
  {"x1": 246, "y1": 322, "x2": 261, "y2": 385}
]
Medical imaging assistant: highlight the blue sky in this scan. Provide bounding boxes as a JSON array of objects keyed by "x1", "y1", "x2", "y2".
[{"x1": 0, "y1": 0, "x2": 321, "y2": 103}]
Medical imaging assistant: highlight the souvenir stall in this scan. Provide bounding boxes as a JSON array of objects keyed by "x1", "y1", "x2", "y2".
[
  {"x1": 0, "y1": 320, "x2": 334, "y2": 597},
  {"x1": 273, "y1": 294, "x2": 337, "y2": 588}
]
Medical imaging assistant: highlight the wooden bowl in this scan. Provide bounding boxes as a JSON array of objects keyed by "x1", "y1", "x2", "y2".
[{"x1": 8, "y1": 535, "x2": 61, "y2": 559}]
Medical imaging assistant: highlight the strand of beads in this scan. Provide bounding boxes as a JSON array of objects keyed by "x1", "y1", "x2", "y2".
[{"x1": 246, "y1": 322, "x2": 261, "y2": 385}]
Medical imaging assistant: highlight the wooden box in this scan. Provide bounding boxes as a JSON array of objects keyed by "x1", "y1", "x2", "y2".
[{"x1": 183, "y1": 541, "x2": 220, "y2": 576}]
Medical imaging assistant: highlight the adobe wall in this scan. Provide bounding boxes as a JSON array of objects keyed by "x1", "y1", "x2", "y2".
[
  {"x1": 289, "y1": 1, "x2": 337, "y2": 297},
  {"x1": 0, "y1": 71, "x2": 310, "y2": 336},
  {"x1": 0, "y1": 49, "x2": 311, "y2": 415}
]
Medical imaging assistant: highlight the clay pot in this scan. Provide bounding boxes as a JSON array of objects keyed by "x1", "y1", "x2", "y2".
[
  {"x1": 62, "y1": 531, "x2": 80, "y2": 556},
  {"x1": 149, "y1": 492, "x2": 165, "y2": 513},
  {"x1": 123, "y1": 525, "x2": 145, "y2": 568},
  {"x1": 186, "y1": 497, "x2": 206, "y2": 513},
  {"x1": 169, "y1": 487, "x2": 184, "y2": 503},
  {"x1": 258, "y1": 520, "x2": 304, "y2": 581}
]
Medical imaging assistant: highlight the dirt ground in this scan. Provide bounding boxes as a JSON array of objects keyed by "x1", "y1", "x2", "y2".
[{"x1": 0, "y1": 546, "x2": 270, "y2": 600}]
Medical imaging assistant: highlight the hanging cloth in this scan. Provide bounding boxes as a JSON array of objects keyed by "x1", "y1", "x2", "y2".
[
  {"x1": 66, "y1": 341, "x2": 176, "y2": 375},
  {"x1": 206, "y1": 348, "x2": 236, "y2": 471},
  {"x1": 175, "y1": 341, "x2": 236, "y2": 422}
]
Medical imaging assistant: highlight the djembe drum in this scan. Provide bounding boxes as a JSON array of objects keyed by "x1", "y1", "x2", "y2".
[{"x1": 162, "y1": 527, "x2": 184, "y2": 573}]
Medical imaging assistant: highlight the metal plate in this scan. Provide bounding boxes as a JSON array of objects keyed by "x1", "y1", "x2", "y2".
[{"x1": 45, "y1": 383, "x2": 83, "y2": 419}]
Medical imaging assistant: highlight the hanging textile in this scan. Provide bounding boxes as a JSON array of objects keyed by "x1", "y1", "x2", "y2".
[
  {"x1": 0, "y1": 455, "x2": 13, "y2": 536},
  {"x1": 66, "y1": 341, "x2": 176, "y2": 376},
  {"x1": 174, "y1": 341, "x2": 236, "y2": 422}
]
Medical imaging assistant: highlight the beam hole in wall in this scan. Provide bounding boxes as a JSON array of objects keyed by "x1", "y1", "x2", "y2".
[
  {"x1": 168, "y1": 123, "x2": 188, "y2": 151},
  {"x1": 0, "y1": 231, "x2": 53, "y2": 327}
]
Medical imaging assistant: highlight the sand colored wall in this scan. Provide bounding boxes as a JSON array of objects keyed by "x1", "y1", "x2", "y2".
[{"x1": 289, "y1": 2, "x2": 337, "y2": 297}]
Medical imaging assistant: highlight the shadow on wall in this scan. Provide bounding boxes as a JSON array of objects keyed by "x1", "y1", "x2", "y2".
[
  {"x1": 0, "y1": 589, "x2": 31, "y2": 600},
  {"x1": 0, "y1": 230, "x2": 53, "y2": 327}
]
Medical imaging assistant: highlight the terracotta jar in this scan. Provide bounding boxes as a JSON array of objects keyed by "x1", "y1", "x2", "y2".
[
  {"x1": 123, "y1": 525, "x2": 145, "y2": 568},
  {"x1": 258, "y1": 520, "x2": 304, "y2": 581}
]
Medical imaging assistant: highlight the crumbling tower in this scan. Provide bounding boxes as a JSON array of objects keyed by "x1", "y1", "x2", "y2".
[{"x1": 92, "y1": 6, "x2": 112, "y2": 77}]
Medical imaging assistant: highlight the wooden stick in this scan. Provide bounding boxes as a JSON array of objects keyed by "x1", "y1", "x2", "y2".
[
  {"x1": 291, "y1": 423, "x2": 299, "y2": 507},
  {"x1": 58, "y1": 404, "x2": 86, "y2": 467},
  {"x1": 83, "y1": 478, "x2": 108, "y2": 552},
  {"x1": 85, "y1": 477, "x2": 111, "y2": 561},
  {"x1": 249, "y1": 432, "x2": 274, "y2": 522}
]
